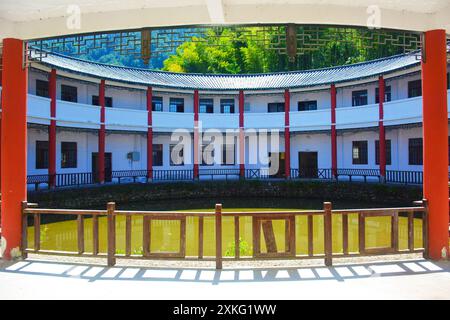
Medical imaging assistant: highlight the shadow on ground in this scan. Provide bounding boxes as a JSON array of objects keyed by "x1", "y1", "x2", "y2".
[{"x1": 1, "y1": 258, "x2": 448, "y2": 285}]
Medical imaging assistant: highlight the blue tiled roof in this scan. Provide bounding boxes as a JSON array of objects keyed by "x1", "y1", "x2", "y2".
[{"x1": 33, "y1": 50, "x2": 420, "y2": 91}]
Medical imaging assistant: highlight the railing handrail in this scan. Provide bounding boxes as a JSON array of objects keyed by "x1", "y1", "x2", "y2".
[
  {"x1": 23, "y1": 206, "x2": 425, "y2": 216},
  {"x1": 23, "y1": 208, "x2": 106, "y2": 215}
]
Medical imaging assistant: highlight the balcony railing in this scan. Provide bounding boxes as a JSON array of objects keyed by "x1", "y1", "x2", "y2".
[
  {"x1": 25, "y1": 90, "x2": 450, "y2": 132},
  {"x1": 27, "y1": 168, "x2": 426, "y2": 191}
]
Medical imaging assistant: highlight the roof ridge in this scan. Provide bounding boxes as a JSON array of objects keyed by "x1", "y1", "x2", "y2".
[{"x1": 31, "y1": 46, "x2": 419, "y2": 78}]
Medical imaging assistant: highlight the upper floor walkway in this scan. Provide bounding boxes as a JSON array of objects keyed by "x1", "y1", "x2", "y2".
[{"x1": 25, "y1": 90, "x2": 450, "y2": 132}]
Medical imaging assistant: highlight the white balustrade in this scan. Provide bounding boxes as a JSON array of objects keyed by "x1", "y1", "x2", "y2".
[
  {"x1": 152, "y1": 112, "x2": 194, "y2": 132},
  {"x1": 24, "y1": 91, "x2": 450, "y2": 132},
  {"x1": 199, "y1": 113, "x2": 239, "y2": 130},
  {"x1": 106, "y1": 107, "x2": 147, "y2": 131},
  {"x1": 290, "y1": 109, "x2": 330, "y2": 131},
  {"x1": 27, "y1": 94, "x2": 51, "y2": 125},
  {"x1": 336, "y1": 104, "x2": 379, "y2": 129},
  {"x1": 245, "y1": 112, "x2": 284, "y2": 129},
  {"x1": 57, "y1": 100, "x2": 100, "y2": 129}
]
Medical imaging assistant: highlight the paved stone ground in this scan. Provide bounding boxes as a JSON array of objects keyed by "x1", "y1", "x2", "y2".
[{"x1": 0, "y1": 255, "x2": 449, "y2": 300}]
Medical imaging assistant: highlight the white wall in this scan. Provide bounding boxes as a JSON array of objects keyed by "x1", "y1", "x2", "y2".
[{"x1": 27, "y1": 124, "x2": 450, "y2": 176}]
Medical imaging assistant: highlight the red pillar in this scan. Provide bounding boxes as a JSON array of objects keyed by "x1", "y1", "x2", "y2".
[
  {"x1": 193, "y1": 90, "x2": 199, "y2": 179},
  {"x1": 0, "y1": 61, "x2": 2, "y2": 188},
  {"x1": 48, "y1": 69, "x2": 57, "y2": 188},
  {"x1": 98, "y1": 80, "x2": 106, "y2": 184},
  {"x1": 378, "y1": 76, "x2": 386, "y2": 181},
  {"x1": 146, "y1": 87, "x2": 153, "y2": 181},
  {"x1": 0, "y1": 56, "x2": 3, "y2": 189},
  {"x1": 284, "y1": 89, "x2": 291, "y2": 178},
  {"x1": 239, "y1": 90, "x2": 245, "y2": 178},
  {"x1": 1, "y1": 39, "x2": 28, "y2": 259},
  {"x1": 330, "y1": 84, "x2": 337, "y2": 179},
  {"x1": 421, "y1": 29, "x2": 449, "y2": 260}
]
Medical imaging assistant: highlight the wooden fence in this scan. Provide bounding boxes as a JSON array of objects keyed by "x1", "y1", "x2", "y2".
[{"x1": 21, "y1": 200, "x2": 428, "y2": 268}]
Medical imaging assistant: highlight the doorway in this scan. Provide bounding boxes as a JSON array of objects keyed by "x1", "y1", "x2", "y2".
[
  {"x1": 92, "y1": 152, "x2": 112, "y2": 182},
  {"x1": 268, "y1": 152, "x2": 286, "y2": 178},
  {"x1": 298, "y1": 152, "x2": 318, "y2": 178}
]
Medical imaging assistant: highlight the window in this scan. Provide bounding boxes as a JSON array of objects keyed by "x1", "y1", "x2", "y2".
[
  {"x1": 244, "y1": 102, "x2": 251, "y2": 112},
  {"x1": 170, "y1": 144, "x2": 184, "y2": 166},
  {"x1": 61, "y1": 84, "x2": 78, "y2": 102},
  {"x1": 375, "y1": 86, "x2": 392, "y2": 103},
  {"x1": 447, "y1": 73, "x2": 449, "y2": 90},
  {"x1": 351, "y1": 90, "x2": 368, "y2": 106},
  {"x1": 92, "y1": 95, "x2": 113, "y2": 107},
  {"x1": 268, "y1": 102, "x2": 285, "y2": 113},
  {"x1": 199, "y1": 99, "x2": 214, "y2": 113},
  {"x1": 220, "y1": 99, "x2": 235, "y2": 114},
  {"x1": 201, "y1": 144, "x2": 215, "y2": 166},
  {"x1": 298, "y1": 100, "x2": 317, "y2": 111},
  {"x1": 36, "y1": 80, "x2": 49, "y2": 98},
  {"x1": 152, "y1": 97, "x2": 163, "y2": 112},
  {"x1": 169, "y1": 98, "x2": 184, "y2": 113},
  {"x1": 408, "y1": 138, "x2": 423, "y2": 165},
  {"x1": 222, "y1": 143, "x2": 235, "y2": 165},
  {"x1": 375, "y1": 140, "x2": 392, "y2": 165},
  {"x1": 152, "y1": 144, "x2": 163, "y2": 166},
  {"x1": 61, "y1": 142, "x2": 77, "y2": 168},
  {"x1": 408, "y1": 80, "x2": 422, "y2": 98},
  {"x1": 36, "y1": 141, "x2": 49, "y2": 169},
  {"x1": 352, "y1": 141, "x2": 368, "y2": 165}
]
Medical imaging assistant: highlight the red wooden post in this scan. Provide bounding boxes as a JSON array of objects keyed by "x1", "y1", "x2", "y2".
[
  {"x1": 146, "y1": 86, "x2": 153, "y2": 181},
  {"x1": 378, "y1": 76, "x2": 386, "y2": 182},
  {"x1": 284, "y1": 89, "x2": 291, "y2": 178},
  {"x1": 1, "y1": 38, "x2": 28, "y2": 260},
  {"x1": 0, "y1": 57, "x2": 1, "y2": 188},
  {"x1": 193, "y1": 90, "x2": 199, "y2": 179},
  {"x1": 98, "y1": 80, "x2": 106, "y2": 184},
  {"x1": 48, "y1": 68, "x2": 57, "y2": 188},
  {"x1": 421, "y1": 29, "x2": 449, "y2": 260},
  {"x1": 323, "y1": 202, "x2": 333, "y2": 266},
  {"x1": 330, "y1": 84, "x2": 337, "y2": 179},
  {"x1": 239, "y1": 90, "x2": 245, "y2": 178}
]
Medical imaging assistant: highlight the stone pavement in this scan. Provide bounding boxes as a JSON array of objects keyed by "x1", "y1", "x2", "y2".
[{"x1": 0, "y1": 256, "x2": 449, "y2": 299}]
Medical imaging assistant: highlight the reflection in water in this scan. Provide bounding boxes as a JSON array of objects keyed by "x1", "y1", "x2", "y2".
[{"x1": 28, "y1": 198, "x2": 423, "y2": 256}]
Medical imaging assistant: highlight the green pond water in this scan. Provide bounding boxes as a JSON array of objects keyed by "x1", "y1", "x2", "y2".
[{"x1": 27, "y1": 197, "x2": 424, "y2": 256}]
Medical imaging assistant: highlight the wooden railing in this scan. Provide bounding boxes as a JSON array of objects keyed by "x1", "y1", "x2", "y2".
[
  {"x1": 112, "y1": 170, "x2": 148, "y2": 183},
  {"x1": 290, "y1": 168, "x2": 333, "y2": 180},
  {"x1": 336, "y1": 168, "x2": 382, "y2": 182},
  {"x1": 386, "y1": 170, "x2": 423, "y2": 185},
  {"x1": 199, "y1": 168, "x2": 241, "y2": 180},
  {"x1": 56, "y1": 172, "x2": 94, "y2": 187},
  {"x1": 21, "y1": 200, "x2": 428, "y2": 268}
]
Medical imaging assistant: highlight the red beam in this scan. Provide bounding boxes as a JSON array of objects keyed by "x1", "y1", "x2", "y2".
[
  {"x1": 1, "y1": 38, "x2": 28, "y2": 259},
  {"x1": 98, "y1": 80, "x2": 106, "y2": 184},
  {"x1": 147, "y1": 87, "x2": 153, "y2": 181},
  {"x1": 378, "y1": 76, "x2": 386, "y2": 179},
  {"x1": 284, "y1": 89, "x2": 291, "y2": 178},
  {"x1": 422, "y1": 30, "x2": 449, "y2": 260},
  {"x1": 48, "y1": 69, "x2": 57, "y2": 188},
  {"x1": 239, "y1": 90, "x2": 245, "y2": 177},
  {"x1": 193, "y1": 90, "x2": 199, "y2": 179},
  {"x1": 330, "y1": 84, "x2": 337, "y2": 179}
]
